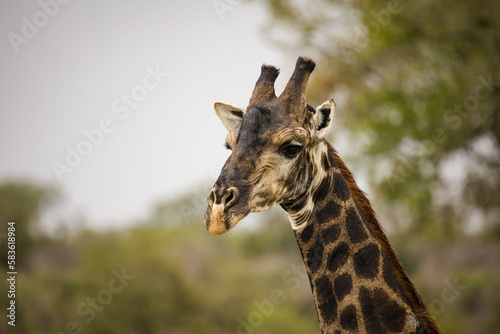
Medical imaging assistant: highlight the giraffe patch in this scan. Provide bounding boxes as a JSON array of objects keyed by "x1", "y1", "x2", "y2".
[
  {"x1": 333, "y1": 171, "x2": 351, "y2": 201},
  {"x1": 353, "y1": 243, "x2": 381, "y2": 279},
  {"x1": 313, "y1": 173, "x2": 332, "y2": 203},
  {"x1": 339, "y1": 304, "x2": 358, "y2": 331},
  {"x1": 359, "y1": 287, "x2": 407, "y2": 333},
  {"x1": 382, "y1": 256, "x2": 405, "y2": 296},
  {"x1": 314, "y1": 275, "x2": 337, "y2": 324},
  {"x1": 346, "y1": 208, "x2": 369, "y2": 243},
  {"x1": 299, "y1": 223, "x2": 315, "y2": 244},
  {"x1": 321, "y1": 224, "x2": 341, "y2": 245},
  {"x1": 306, "y1": 242, "x2": 324, "y2": 273},
  {"x1": 326, "y1": 242, "x2": 349, "y2": 274},
  {"x1": 333, "y1": 273, "x2": 352, "y2": 302},
  {"x1": 316, "y1": 200, "x2": 342, "y2": 223}
]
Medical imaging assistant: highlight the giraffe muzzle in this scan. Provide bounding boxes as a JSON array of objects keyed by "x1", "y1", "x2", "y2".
[{"x1": 205, "y1": 186, "x2": 249, "y2": 235}]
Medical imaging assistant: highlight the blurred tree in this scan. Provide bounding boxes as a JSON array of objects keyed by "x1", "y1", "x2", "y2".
[
  {"x1": 0, "y1": 181, "x2": 58, "y2": 269},
  {"x1": 259, "y1": 0, "x2": 500, "y2": 237}
]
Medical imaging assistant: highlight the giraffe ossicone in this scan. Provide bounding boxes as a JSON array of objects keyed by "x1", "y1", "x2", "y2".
[{"x1": 204, "y1": 56, "x2": 440, "y2": 334}]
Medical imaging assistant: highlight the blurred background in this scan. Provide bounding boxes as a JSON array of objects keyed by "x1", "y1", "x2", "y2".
[{"x1": 1, "y1": 0, "x2": 499, "y2": 333}]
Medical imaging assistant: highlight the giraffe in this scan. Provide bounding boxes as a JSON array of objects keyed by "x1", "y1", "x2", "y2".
[{"x1": 204, "y1": 56, "x2": 440, "y2": 333}]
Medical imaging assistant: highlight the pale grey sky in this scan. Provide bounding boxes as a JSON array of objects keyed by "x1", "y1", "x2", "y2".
[{"x1": 0, "y1": 0, "x2": 302, "y2": 231}]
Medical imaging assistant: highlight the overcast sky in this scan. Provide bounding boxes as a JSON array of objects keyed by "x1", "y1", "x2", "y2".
[{"x1": 0, "y1": 1, "x2": 306, "y2": 231}]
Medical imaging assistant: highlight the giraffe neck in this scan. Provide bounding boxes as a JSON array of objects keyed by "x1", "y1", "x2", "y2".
[{"x1": 283, "y1": 143, "x2": 421, "y2": 333}]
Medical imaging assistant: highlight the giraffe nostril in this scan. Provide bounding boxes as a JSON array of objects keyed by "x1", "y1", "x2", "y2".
[
  {"x1": 223, "y1": 187, "x2": 239, "y2": 208},
  {"x1": 209, "y1": 187, "x2": 239, "y2": 208}
]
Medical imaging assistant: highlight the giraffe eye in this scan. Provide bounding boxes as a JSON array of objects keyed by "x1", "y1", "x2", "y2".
[{"x1": 281, "y1": 144, "x2": 302, "y2": 158}]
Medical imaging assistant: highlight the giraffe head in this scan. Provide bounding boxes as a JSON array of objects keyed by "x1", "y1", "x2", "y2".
[{"x1": 205, "y1": 56, "x2": 336, "y2": 235}]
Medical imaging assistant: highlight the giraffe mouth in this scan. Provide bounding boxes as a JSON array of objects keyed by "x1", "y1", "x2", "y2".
[
  {"x1": 205, "y1": 186, "x2": 251, "y2": 235},
  {"x1": 204, "y1": 204, "x2": 249, "y2": 235}
]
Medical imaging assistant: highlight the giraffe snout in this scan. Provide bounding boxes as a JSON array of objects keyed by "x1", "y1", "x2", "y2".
[{"x1": 205, "y1": 186, "x2": 246, "y2": 235}]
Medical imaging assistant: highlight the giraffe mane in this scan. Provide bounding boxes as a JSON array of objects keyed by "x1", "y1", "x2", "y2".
[{"x1": 327, "y1": 143, "x2": 441, "y2": 334}]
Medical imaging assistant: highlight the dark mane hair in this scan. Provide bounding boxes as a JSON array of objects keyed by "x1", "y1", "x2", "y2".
[{"x1": 327, "y1": 143, "x2": 441, "y2": 334}]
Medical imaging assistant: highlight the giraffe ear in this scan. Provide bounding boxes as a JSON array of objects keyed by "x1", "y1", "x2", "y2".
[
  {"x1": 312, "y1": 99, "x2": 336, "y2": 140},
  {"x1": 214, "y1": 102, "x2": 246, "y2": 132}
]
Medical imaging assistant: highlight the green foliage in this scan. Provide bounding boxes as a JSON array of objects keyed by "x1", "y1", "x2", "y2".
[{"x1": 259, "y1": 0, "x2": 500, "y2": 237}]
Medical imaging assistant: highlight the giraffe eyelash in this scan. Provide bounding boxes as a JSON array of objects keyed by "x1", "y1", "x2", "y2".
[{"x1": 224, "y1": 142, "x2": 231, "y2": 150}]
